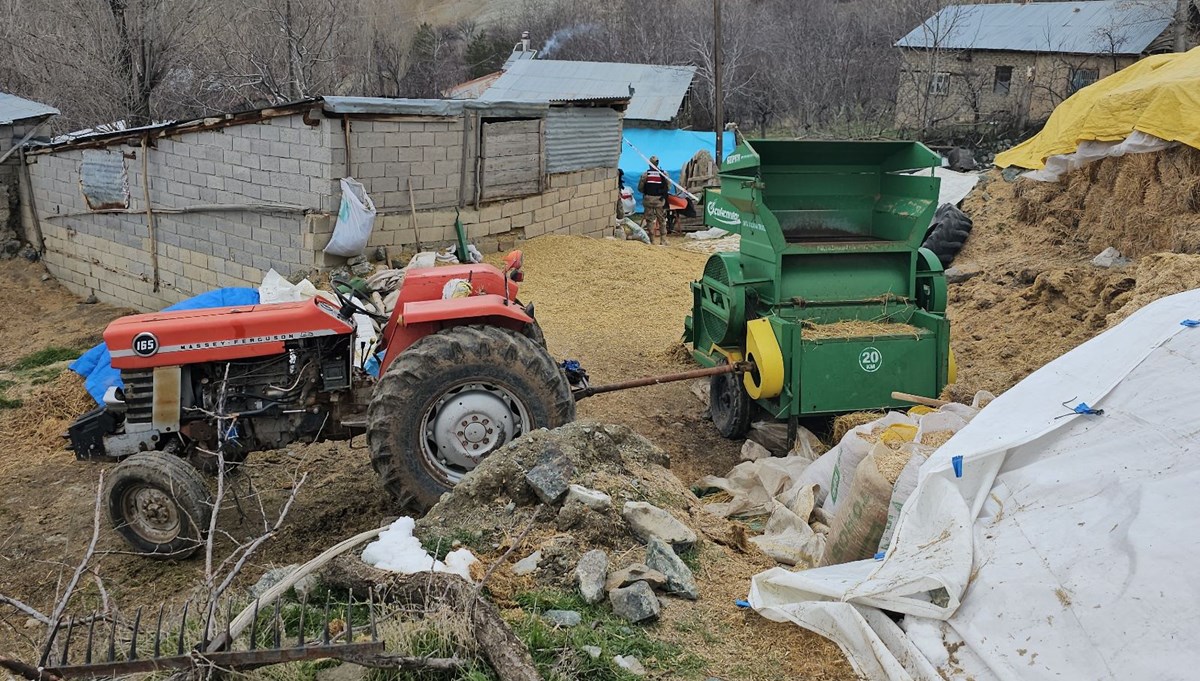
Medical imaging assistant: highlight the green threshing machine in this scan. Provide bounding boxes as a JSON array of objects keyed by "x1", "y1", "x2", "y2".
[{"x1": 684, "y1": 139, "x2": 954, "y2": 440}]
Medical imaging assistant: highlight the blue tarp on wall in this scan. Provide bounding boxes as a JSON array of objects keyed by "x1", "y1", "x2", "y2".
[
  {"x1": 70, "y1": 288, "x2": 261, "y2": 405},
  {"x1": 619, "y1": 129, "x2": 735, "y2": 212}
]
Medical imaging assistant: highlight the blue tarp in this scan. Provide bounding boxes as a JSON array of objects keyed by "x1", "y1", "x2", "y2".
[
  {"x1": 70, "y1": 288, "x2": 260, "y2": 405},
  {"x1": 619, "y1": 129, "x2": 735, "y2": 212}
]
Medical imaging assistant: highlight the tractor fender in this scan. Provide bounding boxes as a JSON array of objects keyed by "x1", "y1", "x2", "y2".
[{"x1": 379, "y1": 295, "x2": 535, "y2": 371}]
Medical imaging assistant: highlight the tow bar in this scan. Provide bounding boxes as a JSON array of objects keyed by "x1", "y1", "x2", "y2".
[{"x1": 571, "y1": 361, "x2": 755, "y2": 400}]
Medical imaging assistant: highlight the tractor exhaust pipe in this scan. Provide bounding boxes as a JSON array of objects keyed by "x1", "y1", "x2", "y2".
[{"x1": 572, "y1": 361, "x2": 754, "y2": 400}]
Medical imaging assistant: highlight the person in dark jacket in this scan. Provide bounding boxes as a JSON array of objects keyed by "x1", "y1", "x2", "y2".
[{"x1": 638, "y1": 156, "x2": 670, "y2": 246}]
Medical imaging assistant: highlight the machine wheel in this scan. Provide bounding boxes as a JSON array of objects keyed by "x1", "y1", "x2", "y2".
[
  {"x1": 105, "y1": 453, "x2": 212, "y2": 560},
  {"x1": 367, "y1": 325, "x2": 576, "y2": 511},
  {"x1": 710, "y1": 360, "x2": 751, "y2": 439}
]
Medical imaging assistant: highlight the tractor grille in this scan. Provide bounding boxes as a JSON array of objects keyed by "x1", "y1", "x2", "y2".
[
  {"x1": 121, "y1": 369, "x2": 154, "y2": 427},
  {"x1": 701, "y1": 255, "x2": 731, "y2": 345}
]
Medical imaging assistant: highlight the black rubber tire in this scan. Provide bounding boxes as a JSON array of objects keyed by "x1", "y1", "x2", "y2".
[
  {"x1": 367, "y1": 325, "x2": 576, "y2": 512},
  {"x1": 710, "y1": 361, "x2": 751, "y2": 439},
  {"x1": 921, "y1": 203, "x2": 974, "y2": 268},
  {"x1": 521, "y1": 320, "x2": 547, "y2": 349},
  {"x1": 105, "y1": 452, "x2": 212, "y2": 560}
]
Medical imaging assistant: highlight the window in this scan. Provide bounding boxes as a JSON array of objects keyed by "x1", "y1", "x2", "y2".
[
  {"x1": 929, "y1": 71, "x2": 950, "y2": 96},
  {"x1": 993, "y1": 65, "x2": 1013, "y2": 95},
  {"x1": 1069, "y1": 68, "x2": 1099, "y2": 94}
]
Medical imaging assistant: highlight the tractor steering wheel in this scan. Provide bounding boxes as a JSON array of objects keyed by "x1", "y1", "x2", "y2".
[{"x1": 331, "y1": 279, "x2": 389, "y2": 322}]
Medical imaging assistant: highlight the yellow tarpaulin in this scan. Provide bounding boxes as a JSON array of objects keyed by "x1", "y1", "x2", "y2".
[{"x1": 996, "y1": 46, "x2": 1200, "y2": 170}]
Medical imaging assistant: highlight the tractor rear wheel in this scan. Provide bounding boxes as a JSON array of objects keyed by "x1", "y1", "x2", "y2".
[
  {"x1": 710, "y1": 360, "x2": 751, "y2": 439},
  {"x1": 105, "y1": 452, "x2": 212, "y2": 559},
  {"x1": 367, "y1": 325, "x2": 575, "y2": 512}
]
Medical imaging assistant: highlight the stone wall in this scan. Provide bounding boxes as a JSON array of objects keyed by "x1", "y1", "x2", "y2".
[
  {"x1": 895, "y1": 49, "x2": 1138, "y2": 128},
  {"x1": 1, "y1": 122, "x2": 37, "y2": 241}
]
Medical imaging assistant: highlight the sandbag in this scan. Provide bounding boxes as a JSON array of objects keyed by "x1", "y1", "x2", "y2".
[
  {"x1": 821, "y1": 446, "x2": 894, "y2": 566},
  {"x1": 825, "y1": 411, "x2": 914, "y2": 512},
  {"x1": 877, "y1": 444, "x2": 933, "y2": 554},
  {"x1": 748, "y1": 420, "x2": 823, "y2": 457},
  {"x1": 325, "y1": 178, "x2": 377, "y2": 257},
  {"x1": 787, "y1": 445, "x2": 840, "y2": 508}
]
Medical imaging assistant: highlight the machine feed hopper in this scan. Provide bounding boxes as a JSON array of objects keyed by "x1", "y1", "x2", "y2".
[{"x1": 684, "y1": 140, "x2": 953, "y2": 439}]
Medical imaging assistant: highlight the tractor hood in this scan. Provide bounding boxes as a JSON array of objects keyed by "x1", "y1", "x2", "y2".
[{"x1": 105, "y1": 297, "x2": 354, "y2": 370}]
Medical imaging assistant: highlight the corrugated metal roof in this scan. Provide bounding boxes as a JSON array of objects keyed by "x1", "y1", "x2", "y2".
[
  {"x1": 477, "y1": 60, "x2": 696, "y2": 122},
  {"x1": 896, "y1": 0, "x2": 1175, "y2": 54},
  {"x1": 0, "y1": 92, "x2": 58, "y2": 125}
]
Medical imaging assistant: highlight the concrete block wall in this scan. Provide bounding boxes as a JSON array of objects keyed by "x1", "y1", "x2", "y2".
[
  {"x1": 25, "y1": 114, "x2": 338, "y2": 309},
  {"x1": 25, "y1": 108, "x2": 621, "y2": 312},
  {"x1": 346, "y1": 118, "x2": 469, "y2": 212},
  {"x1": 357, "y1": 167, "x2": 619, "y2": 256}
]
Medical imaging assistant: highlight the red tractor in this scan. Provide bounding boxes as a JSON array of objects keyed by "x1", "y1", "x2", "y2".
[{"x1": 67, "y1": 254, "x2": 578, "y2": 558}]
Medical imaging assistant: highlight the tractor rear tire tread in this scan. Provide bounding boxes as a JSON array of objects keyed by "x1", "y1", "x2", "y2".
[
  {"x1": 367, "y1": 325, "x2": 575, "y2": 513},
  {"x1": 105, "y1": 452, "x2": 212, "y2": 560}
]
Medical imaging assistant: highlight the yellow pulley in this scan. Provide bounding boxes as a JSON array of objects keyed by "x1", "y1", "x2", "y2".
[{"x1": 743, "y1": 318, "x2": 784, "y2": 399}]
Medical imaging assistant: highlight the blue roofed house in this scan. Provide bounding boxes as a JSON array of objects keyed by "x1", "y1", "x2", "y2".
[{"x1": 893, "y1": 0, "x2": 1193, "y2": 129}]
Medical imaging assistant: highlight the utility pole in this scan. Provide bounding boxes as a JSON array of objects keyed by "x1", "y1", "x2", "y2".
[{"x1": 714, "y1": 0, "x2": 724, "y2": 164}]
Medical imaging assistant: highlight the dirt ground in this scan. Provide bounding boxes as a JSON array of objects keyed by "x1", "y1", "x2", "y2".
[{"x1": 3, "y1": 151, "x2": 1197, "y2": 675}]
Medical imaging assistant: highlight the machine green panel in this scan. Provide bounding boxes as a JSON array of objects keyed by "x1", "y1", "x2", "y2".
[
  {"x1": 797, "y1": 335, "x2": 940, "y2": 414},
  {"x1": 690, "y1": 139, "x2": 952, "y2": 417}
]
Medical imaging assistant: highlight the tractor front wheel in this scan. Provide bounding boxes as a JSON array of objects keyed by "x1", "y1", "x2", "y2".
[
  {"x1": 367, "y1": 325, "x2": 575, "y2": 512},
  {"x1": 105, "y1": 453, "x2": 212, "y2": 559}
]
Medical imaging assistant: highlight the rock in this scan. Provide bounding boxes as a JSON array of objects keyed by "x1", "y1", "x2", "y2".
[
  {"x1": 944, "y1": 267, "x2": 980, "y2": 284},
  {"x1": 524, "y1": 446, "x2": 575, "y2": 503},
  {"x1": 645, "y1": 537, "x2": 699, "y2": 600},
  {"x1": 542, "y1": 609, "x2": 582, "y2": 627},
  {"x1": 19, "y1": 245, "x2": 39, "y2": 262},
  {"x1": 40, "y1": 273, "x2": 50, "y2": 282},
  {"x1": 582, "y1": 645, "x2": 602, "y2": 659},
  {"x1": 82, "y1": 293, "x2": 98, "y2": 305},
  {"x1": 372, "y1": 247, "x2": 388, "y2": 262},
  {"x1": 329, "y1": 266, "x2": 352, "y2": 282},
  {"x1": 350, "y1": 260, "x2": 375, "y2": 277},
  {"x1": 1092, "y1": 247, "x2": 1131, "y2": 268},
  {"x1": 3, "y1": 239, "x2": 21, "y2": 255},
  {"x1": 605, "y1": 563, "x2": 668, "y2": 592},
  {"x1": 566, "y1": 484, "x2": 612, "y2": 511},
  {"x1": 575, "y1": 549, "x2": 608, "y2": 604},
  {"x1": 512, "y1": 550, "x2": 542, "y2": 576},
  {"x1": 346, "y1": 254, "x2": 368, "y2": 266},
  {"x1": 504, "y1": 501, "x2": 516, "y2": 513},
  {"x1": 608, "y1": 581, "x2": 660, "y2": 623},
  {"x1": 740, "y1": 440, "x2": 771, "y2": 462},
  {"x1": 613, "y1": 655, "x2": 647, "y2": 676},
  {"x1": 24, "y1": 617, "x2": 40, "y2": 629},
  {"x1": 315, "y1": 663, "x2": 367, "y2": 681},
  {"x1": 622, "y1": 501, "x2": 697, "y2": 552}
]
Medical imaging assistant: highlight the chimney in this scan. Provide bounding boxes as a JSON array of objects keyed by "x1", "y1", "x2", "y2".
[{"x1": 520, "y1": 30, "x2": 530, "y2": 52}]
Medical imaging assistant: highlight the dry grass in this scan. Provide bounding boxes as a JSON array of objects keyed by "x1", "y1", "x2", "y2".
[
  {"x1": 920, "y1": 430, "x2": 956, "y2": 449},
  {"x1": 874, "y1": 446, "x2": 914, "y2": 485},
  {"x1": 831, "y1": 412, "x2": 882, "y2": 443},
  {"x1": 0, "y1": 371, "x2": 93, "y2": 473},
  {"x1": 801, "y1": 319, "x2": 924, "y2": 340},
  {"x1": 1013, "y1": 146, "x2": 1200, "y2": 257}
]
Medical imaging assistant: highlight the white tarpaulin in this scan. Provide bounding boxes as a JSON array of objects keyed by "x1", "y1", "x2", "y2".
[
  {"x1": 1022, "y1": 131, "x2": 1177, "y2": 182},
  {"x1": 750, "y1": 288, "x2": 1200, "y2": 680},
  {"x1": 902, "y1": 167, "x2": 980, "y2": 207}
]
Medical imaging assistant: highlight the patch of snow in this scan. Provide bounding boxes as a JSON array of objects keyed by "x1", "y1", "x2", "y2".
[{"x1": 361, "y1": 517, "x2": 478, "y2": 580}]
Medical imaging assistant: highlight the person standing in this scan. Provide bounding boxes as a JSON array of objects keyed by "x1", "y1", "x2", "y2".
[{"x1": 638, "y1": 156, "x2": 670, "y2": 246}]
